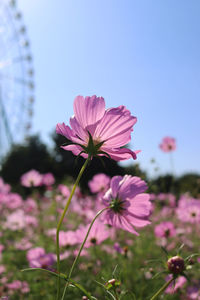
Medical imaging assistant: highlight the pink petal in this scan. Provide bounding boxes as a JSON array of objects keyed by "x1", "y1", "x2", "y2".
[
  {"x1": 110, "y1": 176, "x2": 122, "y2": 198},
  {"x1": 56, "y1": 123, "x2": 81, "y2": 144},
  {"x1": 118, "y1": 176, "x2": 148, "y2": 199},
  {"x1": 103, "y1": 210, "x2": 139, "y2": 235},
  {"x1": 103, "y1": 148, "x2": 139, "y2": 161},
  {"x1": 73, "y1": 95, "x2": 105, "y2": 129},
  {"x1": 61, "y1": 144, "x2": 87, "y2": 158},
  {"x1": 126, "y1": 214, "x2": 151, "y2": 228},
  {"x1": 128, "y1": 194, "x2": 152, "y2": 217},
  {"x1": 70, "y1": 116, "x2": 88, "y2": 142},
  {"x1": 56, "y1": 123, "x2": 73, "y2": 140},
  {"x1": 93, "y1": 106, "x2": 137, "y2": 147}
]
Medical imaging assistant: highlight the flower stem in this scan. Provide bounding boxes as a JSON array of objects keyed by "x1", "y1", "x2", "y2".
[
  {"x1": 150, "y1": 277, "x2": 174, "y2": 300},
  {"x1": 56, "y1": 156, "x2": 90, "y2": 300},
  {"x1": 113, "y1": 289, "x2": 119, "y2": 300},
  {"x1": 61, "y1": 207, "x2": 108, "y2": 300}
]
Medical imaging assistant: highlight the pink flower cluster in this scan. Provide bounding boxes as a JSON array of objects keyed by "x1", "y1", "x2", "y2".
[
  {"x1": 20, "y1": 170, "x2": 55, "y2": 187},
  {"x1": 6, "y1": 280, "x2": 30, "y2": 294}
]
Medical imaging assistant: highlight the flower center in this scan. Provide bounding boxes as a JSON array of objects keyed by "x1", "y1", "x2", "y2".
[
  {"x1": 90, "y1": 238, "x2": 97, "y2": 244},
  {"x1": 110, "y1": 197, "x2": 125, "y2": 213},
  {"x1": 83, "y1": 131, "x2": 105, "y2": 157},
  {"x1": 165, "y1": 229, "x2": 170, "y2": 238}
]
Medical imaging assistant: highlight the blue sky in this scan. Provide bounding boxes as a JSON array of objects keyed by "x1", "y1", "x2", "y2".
[{"x1": 17, "y1": 0, "x2": 200, "y2": 177}]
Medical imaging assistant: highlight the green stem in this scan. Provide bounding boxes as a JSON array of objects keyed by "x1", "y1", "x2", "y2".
[
  {"x1": 22, "y1": 268, "x2": 94, "y2": 299},
  {"x1": 169, "y1": 152, "x2": 175, "y2": 176},
  {"x1": 56, "y1": 156, "x2": 90, "y2": 300},
  {"x1": 21, "y1": 267, "x2": 67, "y2": 280},
  {"x1": 61, "y1": 207, "x2": 108, "y2": 300},
  {"x1": 150, "y1": 277, "x2": 174, "y2": 300},
  {"x1": 113, "y1": 289, "x2": 119, "y2": 300}
]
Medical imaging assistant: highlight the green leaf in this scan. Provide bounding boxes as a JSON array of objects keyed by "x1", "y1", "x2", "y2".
[{"x1": 21, "y1": 268, "x2": 67, "y2": 280}]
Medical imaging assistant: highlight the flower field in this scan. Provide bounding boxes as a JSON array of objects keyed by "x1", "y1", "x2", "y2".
[
  {"x1": 0, "y1": 96, "x2": 199, "y2": 299},
  {"x1": 0, "y1": 173, "x2": 200, "y2": 299}
]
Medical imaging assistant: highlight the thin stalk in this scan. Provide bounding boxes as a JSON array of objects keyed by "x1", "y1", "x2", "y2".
[
  {"x1": 22, "y1": 268, "x2": 94, "y2": 299},
  {"x1": 150, "y1": 277, "x2": 174, "y2": 300},
  {"x1": 169, "y1": 152, "x2": 175, "y2": 176},
  {"x1": 113, "y1": 289, "x2": 119, "y2": 300},
  {"x1": 56, "y1": 156, "x2": 90, "y2": 300},
  {"x1": 61, "y1": 207, "x2": 108, "y2": 300}
]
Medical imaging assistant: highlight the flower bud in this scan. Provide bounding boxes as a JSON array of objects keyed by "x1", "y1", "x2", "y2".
[
  {"x1": 108, "y1": 279, "x2": 116, "y2": 286},
  {"x1": 167, "y1": 256, "x2": 185, "y2": 275}
]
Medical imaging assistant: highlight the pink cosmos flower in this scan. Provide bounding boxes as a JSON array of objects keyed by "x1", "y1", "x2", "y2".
[
  {"x1": 25, "y1": 215, "x2": 38, "y2": 227},
  {"x1": 176, "y1": 197, "x2": 200, "y2": 224},
  {"x1": 27, "y1": 247, "x2": 55, "y2": 269},
  {"x1": 187, "y1": 285, "x2": 200, "y2": 299},
  {"x1": 101, "y1": 175, "x2": 152, "y2": 235},
  {"x1": 21, "y1": 169, "x2": 42, "y2": 187},
  {"x1": 88, "y1": 173, "x2": 110, "y2": 194},
  {"x1": 6, "y1": 280, "x2": 30, "y2": 294},
  {"x1": 42, "y1": 173, "x2": 55, "y2": 186},
  {"x1": 159, "y1": 136, "x2": 176, "y2": 152},
  {"x1": 56, "y1": 95, "x2": 139, "y2": 161},
  {"x1": 154, "y1": 221, "x2": 176, "y2": 238},
  {"x1": 0, "y1": 265, "x2": 6, "y2": 274},
  {"x1": 165, "y1": 275, "x2": 186, "y2": 294},
  {"x1": 6, "y1": 193, "x2": 23, "y2": 210},
  {"x1": 114, "y1": 242, "x2": 123, "y2": 254},
  {"x1": 7, "y1": 280, "x2": 22, "y2": 290},
  {"x1": 15, "y1": 238, "x2": 33, "y2": 250},
  {"x1": 76, "y1": 220, "x2": 110, "y2": 248},
  {"x1": 0, "y1": 177, "x2": 10, "y2": 194},
  {"x1": 156, "y1": 193, "x2": 176, "y2": 207},
  {"x1": 57, "y1": 184, "x2": 70, "y2": 197},
  {"x1": 27, "y1": 247, "x2": 45, "y2": 261},
  {"x1": 29, "y1": 253, "x2": 55, "y2": 269},
  {"x1": 58, "y1": 230, "x2": 78, "y2": 247},
  {"x1": 4, "y1": 210, "x2": 26, "y2": 231},
  {"x1": 24, "y1": 198, "x2": 38, "y2": 213}
]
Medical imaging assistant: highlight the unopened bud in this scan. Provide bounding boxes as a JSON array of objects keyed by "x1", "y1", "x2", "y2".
[
  {"x1": 108, "y1": 278, "x2": 116, "y2": 285},
  {"x1": 167, "y1": 256, "x2": 185, "y2": 274}
]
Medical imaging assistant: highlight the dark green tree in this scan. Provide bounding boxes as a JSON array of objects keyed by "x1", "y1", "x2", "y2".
[{"x1": 0, "y1": 135, "x2": 53, "y2": 187}]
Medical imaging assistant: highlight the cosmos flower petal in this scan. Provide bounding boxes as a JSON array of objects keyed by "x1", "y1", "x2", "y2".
[
  {"x1": 117, "y1": 215, "x2": 139, "y2": 235},
  {"x1": 128, "y1": 194, "x2": 152, "y2": 217},
  {"x1": 103, "y1": 210, "x2": 139, "y2": 235},
  {"x1": 118, "y1": 176, "x2": 148, "y2": 199},
  {"x1": 126, "y1": 214, "x2": 151, "y2": 228},
  {"x1": 70, "y1": 116, "x2": 88, "y2": 141},
  {"x1": 103, "y1": 148, "x2": 139, "y2": 161},
  {"x1": 56, "y1": 123, "x2": 74, "y2": 140},
  {"x1": 110, "y1": 176, "x2": 122, "y2": 198},
  {"x1": 73, "y1": 95, "x2": 105, "y2": 128},
  {"x1": 94, "y1": 106, "x2": 137, "y2": 147},
  {"x1": 61, "y1": 144, "x2": 87, "y2": 158},
  {"x1": 56, "y1": 122, "x2": 81, "y2": 144}
]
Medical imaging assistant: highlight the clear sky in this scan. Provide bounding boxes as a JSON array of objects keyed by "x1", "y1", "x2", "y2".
[{"x1": 17, "y1": 0, "x2": 200, "y2": 177}]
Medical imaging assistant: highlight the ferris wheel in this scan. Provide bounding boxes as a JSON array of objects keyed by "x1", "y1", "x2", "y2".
[{"x1": 0, "y1": 0, "x2": 34, "y2": 161}]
